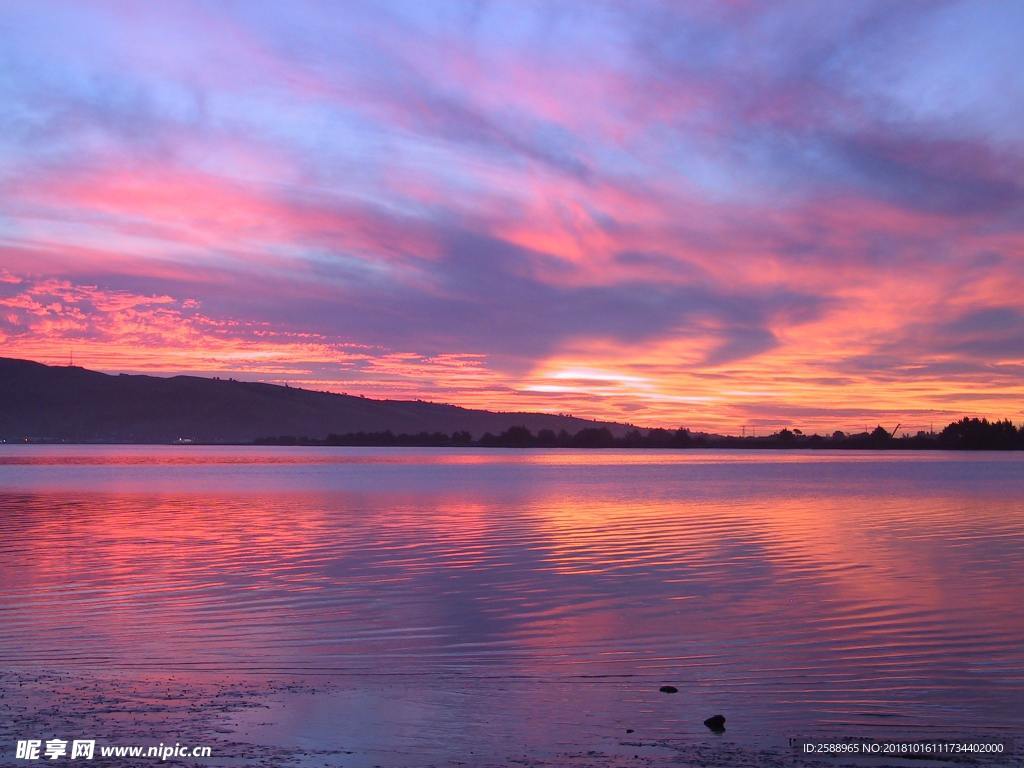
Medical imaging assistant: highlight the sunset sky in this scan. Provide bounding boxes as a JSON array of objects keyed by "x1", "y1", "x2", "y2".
[{"x1": 2, "y1": 1, "x2": 1023, "y2": 433}]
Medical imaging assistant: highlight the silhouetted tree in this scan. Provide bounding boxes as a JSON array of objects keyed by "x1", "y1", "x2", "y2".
[
  {"x1": 940, "y1": 417, "x2": 1018, "y2": 450},
  {"x1": 571, "y1": 427, "x2": 615, "y2": 448},
  {"x1": 536, "y1": 429, "x2": 557, "y2": 447},
  {"x1": 622, "y1": 429, "x2": 644, "y2": 448},
  {"x1": 499, "y1": 426, "x2": 534, "y2": 447},
  {"x1": 671, "y1": 428, "x2": 692, "y2": 448},
  {"x1": 645, "y1": 428, "x2": 672, "y2": 448},
  {"x1": 870, "y1": 425, "x2": 893, "y2": 445},
  {"x1": 256, "y1": 416, "x2": 1023, "y2": 451}
]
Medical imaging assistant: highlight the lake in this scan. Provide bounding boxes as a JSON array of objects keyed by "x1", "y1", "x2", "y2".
[{"x1": 1, "y1": 446, "x2": 1022, "y2": 766}]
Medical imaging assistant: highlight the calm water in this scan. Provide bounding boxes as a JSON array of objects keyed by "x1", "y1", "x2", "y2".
[{"x1": 1, "y1": 446, "x2": 1022, "y2": 762}]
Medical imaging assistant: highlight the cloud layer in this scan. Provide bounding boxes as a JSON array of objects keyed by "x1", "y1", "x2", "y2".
[{"x1": 1, "y1": 1, "x2": 1022, "y2": 431}]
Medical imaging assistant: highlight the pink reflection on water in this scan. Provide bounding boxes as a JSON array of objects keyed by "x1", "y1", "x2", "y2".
[{"x1": 1, "y1": 447, "x2": 1023, "y2": 749}]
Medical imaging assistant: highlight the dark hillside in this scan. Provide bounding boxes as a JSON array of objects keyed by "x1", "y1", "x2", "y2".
[{"x1": 0, "y1": 357, "x2": 630, "y2": 443}]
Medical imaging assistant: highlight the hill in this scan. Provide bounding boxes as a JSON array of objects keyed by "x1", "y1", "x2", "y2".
[{"x1": 0, "y1": 357, "x2": 631, "y2": 444}]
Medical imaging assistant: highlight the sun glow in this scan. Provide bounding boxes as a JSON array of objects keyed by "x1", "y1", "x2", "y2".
[{"x1": 2, "y1": 2, "x2": 1022, "y2": 432}]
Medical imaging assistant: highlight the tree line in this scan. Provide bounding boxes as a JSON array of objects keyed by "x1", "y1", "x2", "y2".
[{"x1": 255, "y1": 417, "x2": 1024, "y2": 450}]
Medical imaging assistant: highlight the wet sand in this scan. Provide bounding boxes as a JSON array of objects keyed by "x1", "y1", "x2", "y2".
[{"x1": 2, "y1": 669, "x2": 1017, "y2": 768}]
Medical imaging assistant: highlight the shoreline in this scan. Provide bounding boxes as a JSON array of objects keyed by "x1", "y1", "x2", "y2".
[
  {"x1": 4, "y1": 442, "x2": 1024, "y2": 452},
  {"x1": 2, "y1": 668, "x2": 1017, "y2": 768}
]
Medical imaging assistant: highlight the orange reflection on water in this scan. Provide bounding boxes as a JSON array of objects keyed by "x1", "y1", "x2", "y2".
[{"x1": 2, "y1": 447, "x2": 1023, "y2": 736}]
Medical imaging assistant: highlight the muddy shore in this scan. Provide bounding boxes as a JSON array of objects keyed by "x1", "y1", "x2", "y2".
[{"x1": 2, "y1": 669, "x2": 1017, "y2": 768}]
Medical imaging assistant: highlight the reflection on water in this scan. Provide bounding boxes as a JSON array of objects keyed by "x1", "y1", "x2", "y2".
[{"x1": 1, "y1": 446, "x2": 1022, "y2": 751}]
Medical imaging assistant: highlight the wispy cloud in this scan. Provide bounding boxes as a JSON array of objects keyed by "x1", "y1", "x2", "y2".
[{"x1": 1, "y1": 0, "x2": 1022, "y2": 431}]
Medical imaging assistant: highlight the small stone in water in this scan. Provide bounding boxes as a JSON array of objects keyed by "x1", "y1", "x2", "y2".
[{"x1": 704, "y1": 714, "x2": 726, "y2": 731}]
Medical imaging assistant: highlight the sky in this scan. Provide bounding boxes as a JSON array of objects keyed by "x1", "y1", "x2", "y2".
[{"x1": 1, "y1": 0, "x2": 1023, "y2": 433}]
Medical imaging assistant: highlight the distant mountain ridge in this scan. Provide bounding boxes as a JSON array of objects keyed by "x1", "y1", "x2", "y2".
[{"x1": 0, "y1": 357, "x2": 632, "y2": 443}]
